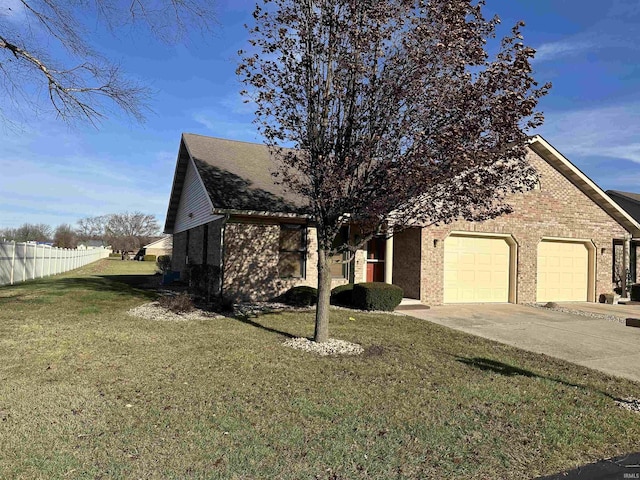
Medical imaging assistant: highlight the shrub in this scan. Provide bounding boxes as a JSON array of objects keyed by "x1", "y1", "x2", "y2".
[
  {"x1": 157, "y1": 255, "x2": 172, "y2": 274},
  {"x1": 158, "y1": 293, "x2": 195, "y2": 314},
  {"x1": 281, "y1": 286, "x2": 318, "y2": 307},
  {"x1": 631, "y1": 284, "x2": 640, "y2": 302},
  {"x1": 186, "y1": 264, "x2": 221, "y2": 302},
  {"x1": 352, "y1": 282, "x2": 403, "y2": 311},
  {"x1": 331, "y1": 283, "x2": 355, "y2": 306},
  {"x1": 143, "y1": 254, "x2": 157, "y2": 262},
  {"x1": 108, "y1": 253, "x2": 121, "y2": 258}
]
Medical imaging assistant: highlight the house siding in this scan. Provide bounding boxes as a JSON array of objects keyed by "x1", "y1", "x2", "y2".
[
  {"x1": 174, "y1": 158, "x2": 214, "y2": 234},
  {"x1": 419, "y1": 149, "x2": 627, "y2": 305}
]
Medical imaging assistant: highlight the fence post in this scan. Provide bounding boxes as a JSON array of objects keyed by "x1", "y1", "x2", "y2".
[
  {"x1": 22, "y1": 243, "x2": 26, "y2": 282},
  {"x1": 10, "y1": 241, "x2": 16, "y2": 285}
]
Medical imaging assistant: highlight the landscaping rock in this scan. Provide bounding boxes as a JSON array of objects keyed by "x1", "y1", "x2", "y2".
[
  {"x1": 615, "y1": 397, "x2": 640, "y2": 414},
  {"x1": 282, "y1": 337, "x2": 364, "y2": 356},
  {"x1": 128, "y1": 302, "x2": 223, "y2": 322},
  {"x1": 528, "y1": 303, "x2": 626, "y2": 324}
]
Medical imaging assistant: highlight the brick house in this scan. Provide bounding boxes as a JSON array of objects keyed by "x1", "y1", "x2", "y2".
[
  {"x1": 605, "y1": 190, "x2": 640, "y2": 286},
  {"x1": 163, "y1": 133, "x2": 640, "y2": 304}
]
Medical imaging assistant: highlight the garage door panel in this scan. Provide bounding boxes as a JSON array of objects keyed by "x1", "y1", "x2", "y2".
[
  {"x1": 537, "y1": 240, "x2": 589, "y2": 303},
  {"x1": 444, "y1": 235, "x2": 511, "y2": 304}
]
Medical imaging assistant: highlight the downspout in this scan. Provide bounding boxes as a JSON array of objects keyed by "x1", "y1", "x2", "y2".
[{"x1": 218, "y1": 214, "x2": 231, "y2": 298}]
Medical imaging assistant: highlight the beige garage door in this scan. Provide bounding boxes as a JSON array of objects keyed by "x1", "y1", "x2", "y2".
[
  {"x1": 444, "y1": 235, "x2": 511, "y2": 303},
  {"x1": 537, "y1": 241, "x2": 589, "y2": 302}
]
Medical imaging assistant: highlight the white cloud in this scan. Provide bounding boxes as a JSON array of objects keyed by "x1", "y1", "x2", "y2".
[
  {"x1": 534, "y1": 40, "x2": 594, "y2": 63},
  {"x1": 0, "y1": 123, "x2": 174, "y2": 229},
  {"x1": 537, "y1": 102, "x2": 640, "y2": 164}
]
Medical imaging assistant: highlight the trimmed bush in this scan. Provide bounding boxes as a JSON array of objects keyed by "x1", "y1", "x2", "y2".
[
  {"x1": 281, "y1": 286, "x2": 318, "y2": 307},
  {"x1": 352, "y1": 282, "x2": 403, "y2": 312},
  {"x1": 108, "y1": 253, "x2": 121, "y2": 258},
  {"x1": 158, "y1": 293, "x2": 195, "y2": 314},
  {"x1": 331, "y1": 283, "x2": 355, "y2": 306},
  {"x1": 631, "y1": 284, "x2": 640, "y2": 302},
  {"x1": 143, "y1": 254, "x2": 157, "y2": 262},
  {"x1": 156, "y1": 255, "x2": 172, "y2": 274}
]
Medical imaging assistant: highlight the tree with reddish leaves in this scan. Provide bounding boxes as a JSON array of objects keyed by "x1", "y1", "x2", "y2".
[{"x1": 238, "y1": 0, "x2": 550, "y2": 343}]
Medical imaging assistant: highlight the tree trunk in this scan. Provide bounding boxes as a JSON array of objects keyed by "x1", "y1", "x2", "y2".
[{"x1": 314, "y1": 246, "x2": 332, "y2": 343}]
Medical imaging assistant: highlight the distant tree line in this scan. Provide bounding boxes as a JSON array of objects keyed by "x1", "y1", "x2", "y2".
[{"x1": 0, "y1": 212, "x2": 160, "y2": 251}]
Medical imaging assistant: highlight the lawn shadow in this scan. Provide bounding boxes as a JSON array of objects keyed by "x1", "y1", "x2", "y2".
[
  {"x1": 232, "y1": 314, "x2": 298, "y2": 339},
  {"x1": 457, "y1": 356, "x2": 629, "y2": 404},
  {"x1": 98, "y1": 274, "x2": 160, "y2": 290},
  {"x1": 17, "y1": 276, "x2": 158, "y2": 301}
]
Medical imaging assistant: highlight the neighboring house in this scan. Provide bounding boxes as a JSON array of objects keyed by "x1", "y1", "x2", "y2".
[
  {"x1": 78, "y1": 240, "x2": 109, "y2": 250},
  {"x1": 606, "y1": 190, "x2": 640, "y2": 285},
  {"x1": 164, "y1": 133, "x2": 640, "y2": 304},
  {"x1": 142, "y1": 236, "x2": 173, "y2": 258}
]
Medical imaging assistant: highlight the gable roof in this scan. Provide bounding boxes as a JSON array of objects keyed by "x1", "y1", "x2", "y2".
[
  {"x1": 605, "y1": 190, "x2": 640, "y2": 225},
  {"x1": 164, "y1": 134, "x2": 308, "y2": 233},
  {"x1": 164, "y1": 132, "x2": 640, "y2": 237},
  {"x1": 528, "y1": 135, "x2": 640, "y2": 237},
  {"x1": 607, "y1": 190, "x2": 640, "y2": 204}
]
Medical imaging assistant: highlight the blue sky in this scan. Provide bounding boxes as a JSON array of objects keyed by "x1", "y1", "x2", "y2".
[{"x1": 1, "y1": 0, "x2": 639, "y2": 229}]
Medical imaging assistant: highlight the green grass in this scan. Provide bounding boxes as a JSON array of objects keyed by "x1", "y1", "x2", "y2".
[{"x1": 1, "y1": 259, "x2": 640, "y2": 479}]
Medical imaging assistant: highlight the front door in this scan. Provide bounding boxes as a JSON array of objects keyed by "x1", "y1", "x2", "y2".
[{"x1": 366, "y1": 237, "x2": 385, "y2": 282}]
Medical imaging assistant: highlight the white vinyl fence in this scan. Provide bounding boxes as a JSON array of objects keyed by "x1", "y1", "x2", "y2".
[{"x1": 0, "y1": 242, "x2": 110, "y2": 287}]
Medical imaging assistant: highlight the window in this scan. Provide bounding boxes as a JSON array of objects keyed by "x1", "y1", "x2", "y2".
[
  {"x1": 330, "y1": 226, "x2": 350, "y2": 279},
  {"x1": 279, "y1": 224, "x2": 306, "y2": 278}
]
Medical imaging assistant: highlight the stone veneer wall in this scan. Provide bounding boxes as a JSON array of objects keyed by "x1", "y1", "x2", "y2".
[{"x1": 420, "y1": 149, "x2": 628, "y2": 305}]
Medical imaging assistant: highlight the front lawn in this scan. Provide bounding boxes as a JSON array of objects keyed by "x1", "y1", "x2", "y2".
[{"x1": 1, "y1": 259, "x2": 639, "y2": 479}]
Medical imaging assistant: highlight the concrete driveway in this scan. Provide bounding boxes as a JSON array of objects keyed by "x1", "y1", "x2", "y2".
[{"x1": 401, "y1": 304, "x2": 640, "y2": 383}]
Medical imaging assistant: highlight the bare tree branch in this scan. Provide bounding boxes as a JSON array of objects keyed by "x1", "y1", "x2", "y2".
[{"x1": 0, "y1": 0, "x2": 217, "y2": 126}]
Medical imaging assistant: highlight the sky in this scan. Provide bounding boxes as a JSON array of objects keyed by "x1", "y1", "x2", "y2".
[{"x1": 1, "y1": 0, "x2": 640, "y2": 230}]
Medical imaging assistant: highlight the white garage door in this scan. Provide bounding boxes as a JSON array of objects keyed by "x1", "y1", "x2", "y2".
[
  {"x1": 537, "y1": 240, "x2": 589, "y2": 302},
  {"x1": 444, "y1": 235, "x2": 511, "y2": 303}
]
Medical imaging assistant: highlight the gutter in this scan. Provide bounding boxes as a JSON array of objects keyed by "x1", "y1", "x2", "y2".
[{"x1": 213, "y1": 208, "x2": 313, "y2": 222}]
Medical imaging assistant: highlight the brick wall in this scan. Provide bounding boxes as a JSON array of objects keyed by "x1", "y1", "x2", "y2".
[
  {"x1": 171, "y1": 218, "x2": 225, "y2": 278},
  {"x1": 222, "y1": 220, "x2": 322, "y2": 301},
  {"x1": 419, "y1": 149, "x2": 628, "y2": 305},
  {"x1": 392, "y1": 228, "x2": 421, "y2": 299},
  {"x1": 634, "y1": 242, "x2": 640, "y2": 283},
  {"x1": 187, "y1": 225, "x2": 205, "y2": 265},
  {"x1": 171, "y1": 231, "x2": 187, "y2": 273},
  {"x1": 207, "y1": 218, "x2": 224, "y2": 267}
]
